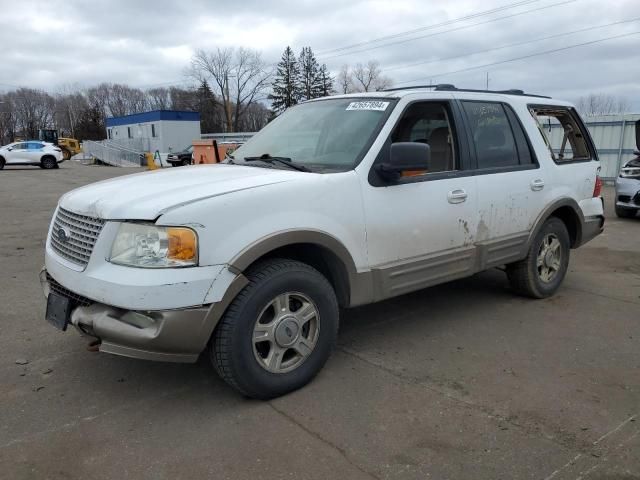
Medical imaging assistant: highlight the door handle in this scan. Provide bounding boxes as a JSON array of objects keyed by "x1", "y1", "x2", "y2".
[
  {"x1": 447, "y1": 189, "x2": 468, "y2": 204},
  {"x1": 530, "y1": 179, "x2": 545, "y2": 191}
]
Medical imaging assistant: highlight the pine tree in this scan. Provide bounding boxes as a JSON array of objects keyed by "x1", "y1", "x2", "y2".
[
  {"x1": 270, "y1": 46, "x2": 302, "y2": 114},
  {"x1": 197, "y1": 80, "x2": 221, "y2": 133},
  {"x1": 318, "y1": 64, "x2": 334, "y2": 97},
  {"x1": 298, "y1": 47, "x2": 323, "y2": 101}
]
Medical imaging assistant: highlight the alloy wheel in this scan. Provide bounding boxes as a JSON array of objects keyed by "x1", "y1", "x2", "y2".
[
  {"x1": 537, "y1": 233, "x2": 562, "y2": 283},
  {"x1": 252, "y1": 292, "x2": 320, "y2": 374}
]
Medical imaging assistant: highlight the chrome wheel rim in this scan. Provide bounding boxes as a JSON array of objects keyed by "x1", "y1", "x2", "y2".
[
  {"x1": 537, "y1": 233, "x2": 562, "y2": 283},
  {"x1": 252, "y1": 292, "x2": 320, "y2": 374}
]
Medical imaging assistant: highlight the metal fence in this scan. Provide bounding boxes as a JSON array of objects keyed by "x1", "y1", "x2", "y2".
[
  {"x1": 82, "y1": 140, "x2": 143, "y2": 167},
  {"x1": 107, "y1": 137, "x2": 150, "y2": 152},
  {"x1": 201, "y1": 132, "x2": 256, "y2": 143}
]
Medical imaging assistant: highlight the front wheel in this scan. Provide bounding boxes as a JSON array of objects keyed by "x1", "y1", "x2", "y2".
[
  {"x1": 506, "y1": 217, "x2": 570, "y2": 298},
  {"x1": 211, "y1": 258, "x2": 339, "y2": 399}
]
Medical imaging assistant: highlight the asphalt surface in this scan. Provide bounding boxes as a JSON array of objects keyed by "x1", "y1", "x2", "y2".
[{"x1": 1, "y1": 162, "x2": 638, "y2": 480}]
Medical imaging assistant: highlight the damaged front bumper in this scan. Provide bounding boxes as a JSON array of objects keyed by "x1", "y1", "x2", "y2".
[{"x1": 40, "y1": 268, "x2": 222, "y2": 363}]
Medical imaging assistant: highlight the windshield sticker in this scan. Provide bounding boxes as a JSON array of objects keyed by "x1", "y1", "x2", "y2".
[{"x1": 346, "y1": 101, "x2": 389, "y2": 111}]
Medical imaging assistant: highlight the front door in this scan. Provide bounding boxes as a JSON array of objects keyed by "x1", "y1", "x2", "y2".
[
  {"x1": 5, "y1": 143, "x2": 27, "y2": 164},
  {"x1": 360, "y1": 100, "x2": 478, "y2": 300}
]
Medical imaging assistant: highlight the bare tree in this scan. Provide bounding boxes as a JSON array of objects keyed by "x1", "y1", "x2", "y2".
[
  {"x1": 337, "y1": 65, "x2": 352, "y2": 94},
  {"x1": 55, "y1": 86, "x2": 89, "y2": 137},
  {"x1": 106, "y1": 83, "x2": 147, "y2": 117},
  {"x1": 9, "y1": 88, "x2": 55, "y2": 138},
  {"x1": 576, "y1": 93, "x2": 630, "y2": 116},
  {"x1": 190, "y1": 47, "x2": 271, "y2": 132},
  {"x1": 146, "y1": 87, "x2": 171, "y2": 110},
  {"x1": 0, "y1": 93, "x2": 17, "y2": 144},
  {"x1": 86, "y1": 83, "x2": 110, "y2": 118},
  {"x1": 352, "y1": 61, "x2": 392, "y2": 92}
]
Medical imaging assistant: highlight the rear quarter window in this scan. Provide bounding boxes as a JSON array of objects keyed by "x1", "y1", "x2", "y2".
[{"x1": 528, "y1": 106, "x2": 595, "y2": 163}]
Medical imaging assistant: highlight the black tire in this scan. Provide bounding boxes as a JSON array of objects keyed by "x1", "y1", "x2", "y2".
[
  {"x1": 40, "y1": 155, "x2": 57, "y2": 169},
  {"x1": 180, "y1": 159, "x2": 189, "y2": 166},
  {"x1": 0, "y1": 156, "x2": 5, "y2": 170},
  {"x1": 506, "y1": 217, "x2": 570, "y2": 299},
  {"x1": 615, "y1": 206, "x2": 637, "y2": 218},
  {"x1": 211, "y1": 258, "x2": 339, "y2": 399}
]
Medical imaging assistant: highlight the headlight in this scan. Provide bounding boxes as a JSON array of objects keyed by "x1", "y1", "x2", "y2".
[
  {"x1": 109, "y1": 223, "x2": 198, "y2": 268},
  {"x1": 620, "y1": 166, "x2": 640, "y2": 178}
]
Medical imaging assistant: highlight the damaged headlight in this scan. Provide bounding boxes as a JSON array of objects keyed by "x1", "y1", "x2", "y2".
[{"x1": 109, "y1": 223, "x2": 198, "y2": 268}]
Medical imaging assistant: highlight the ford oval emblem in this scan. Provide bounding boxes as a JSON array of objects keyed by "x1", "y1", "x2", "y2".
[{"x1": 57, "y1": 227, "x2": 71, "y2": 244}]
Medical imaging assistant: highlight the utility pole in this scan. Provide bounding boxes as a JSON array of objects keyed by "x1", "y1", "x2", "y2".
[{"x1": 485, "y1": 72, "x2": 490, "y2": 90}]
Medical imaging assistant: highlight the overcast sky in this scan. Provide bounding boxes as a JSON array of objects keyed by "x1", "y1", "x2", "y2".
[{"x1": 0, "y1": 0, "x2": 639, "y2": 108}]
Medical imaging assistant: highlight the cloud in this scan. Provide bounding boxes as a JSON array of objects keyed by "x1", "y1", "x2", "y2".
[{"x1": 0, "y1": 0, "x2": 639, "y2": 107}]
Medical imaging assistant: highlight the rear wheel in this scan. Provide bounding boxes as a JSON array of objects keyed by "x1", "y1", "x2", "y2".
[
  {"x1": 40, "y1": 156, "x2": 57, "y2": 169},
  {"x1": 0, "y1": 156, "x2": 5, "y2": 170},
  {"x1": 507, "y1": 217, "x2": 570, "y2": 298},
  {"x1": 615, "y1": 205, "x2": 637, "y2": 218},
  {"x1": 211, "y1": 258, "x2": 339, "y2": 399}
]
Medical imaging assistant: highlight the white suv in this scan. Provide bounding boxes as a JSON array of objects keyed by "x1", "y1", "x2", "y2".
[
  {"x1": 0, "y1": 141, "x2": 63, "y2": 169},
  {"x1": 41, "y1": 86, "x2": 604, "y2": 399}
]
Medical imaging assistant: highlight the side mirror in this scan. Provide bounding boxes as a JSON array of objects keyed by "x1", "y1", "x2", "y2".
[
  {"x1": 376, "y1": 142, "x2": 431, "y2": 181},
  {"x1": 7, "y1": 147, "x2": 12, "y2": 151}
]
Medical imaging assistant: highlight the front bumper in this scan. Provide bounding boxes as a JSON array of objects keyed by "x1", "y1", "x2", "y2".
[
  {"x1": 40, "y1": 267, "x2": 247, "y2": 363},
  {"x1": 614, "y1": 176, "x2": 640, "y2": 210},
  {"x1": 41, "y1": 268, "x2": 210, "y2": 362}
]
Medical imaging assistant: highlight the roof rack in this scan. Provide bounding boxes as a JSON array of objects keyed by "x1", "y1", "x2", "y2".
[{"x1": 383, "y1": 84, "x2": 551, "y2": 99}]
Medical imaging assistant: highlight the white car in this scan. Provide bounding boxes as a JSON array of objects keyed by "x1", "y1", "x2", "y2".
[
  {"x1": 614, "y1": 119, "x2": 640, "y2": 218},
  {"x1": 0, "y1": 141, "x2": 63, "y2": 169},
  {"x1": 41, "y1": 86, "x2": 604, "y2": 399}
]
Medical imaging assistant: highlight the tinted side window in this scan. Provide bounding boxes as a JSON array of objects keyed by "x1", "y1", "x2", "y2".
[
  {"x1": 462, "y1": 101, "x2": 518, "y2": 169},
  {"x1": 504, "y1": 105, "x2": 535, "y2": 165}
]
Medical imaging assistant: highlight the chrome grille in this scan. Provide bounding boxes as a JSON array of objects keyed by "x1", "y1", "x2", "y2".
[
  {"x1": 50, "y1": 207, "x2": 105, "y2": 267},
  {"x1": 47, "y1": 273, "x2": 93, "y2": 307}
]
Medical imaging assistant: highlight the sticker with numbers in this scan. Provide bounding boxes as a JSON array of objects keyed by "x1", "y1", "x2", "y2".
[{"x1": 346, "y1": 101, "x2": 390, "y2": 111}]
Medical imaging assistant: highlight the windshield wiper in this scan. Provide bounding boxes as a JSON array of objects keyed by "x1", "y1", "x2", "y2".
[{"x1": 244, "y1": 154, "x2": 311, "y2": 172}]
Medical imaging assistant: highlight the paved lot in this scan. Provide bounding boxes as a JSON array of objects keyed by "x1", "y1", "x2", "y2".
[{"x1": 1, "y1": 162, "x2": 639, "y2": 480}]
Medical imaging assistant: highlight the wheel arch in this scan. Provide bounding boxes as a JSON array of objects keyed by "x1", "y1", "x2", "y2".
[
  {"x1": 229, "y1": 230, "x2": 363, "y2": 308},
  {"x1": 528, "y1": 198, "x2": 584, "y2": 248}
]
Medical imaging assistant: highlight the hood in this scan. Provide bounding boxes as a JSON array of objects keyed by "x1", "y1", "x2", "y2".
[{"x1": 59, "y1": 164, "x2": 300, "y2": 220}]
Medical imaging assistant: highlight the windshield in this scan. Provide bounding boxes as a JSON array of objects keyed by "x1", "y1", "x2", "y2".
[{"x1": 233, "y1": 98, "x2": 395, "y2": 172}]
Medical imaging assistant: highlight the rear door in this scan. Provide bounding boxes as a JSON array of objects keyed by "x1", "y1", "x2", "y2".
[
  {"x1": 459, "y1": 99, "x2": 545, "y2": 267},
  {"x1": 25, "y1": 142, "x2": 46, "y2": 164}
]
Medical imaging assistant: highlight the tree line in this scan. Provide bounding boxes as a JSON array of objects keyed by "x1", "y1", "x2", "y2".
[
  {"x1": 0, "y1": 45, "x2": 395, "y2": 145},
  {"x1": 0, "y1": 80, "x2": 270, "y2": 145}
]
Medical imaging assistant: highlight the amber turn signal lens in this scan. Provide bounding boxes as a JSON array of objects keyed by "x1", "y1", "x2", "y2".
[{"x1": 167, "y1": 228, "x2": 197, "y2": 262}]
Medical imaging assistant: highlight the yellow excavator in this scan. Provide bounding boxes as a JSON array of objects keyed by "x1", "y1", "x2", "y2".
[{"x1": 38, "y1": 129, "x2": 82, "y2": 160}]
